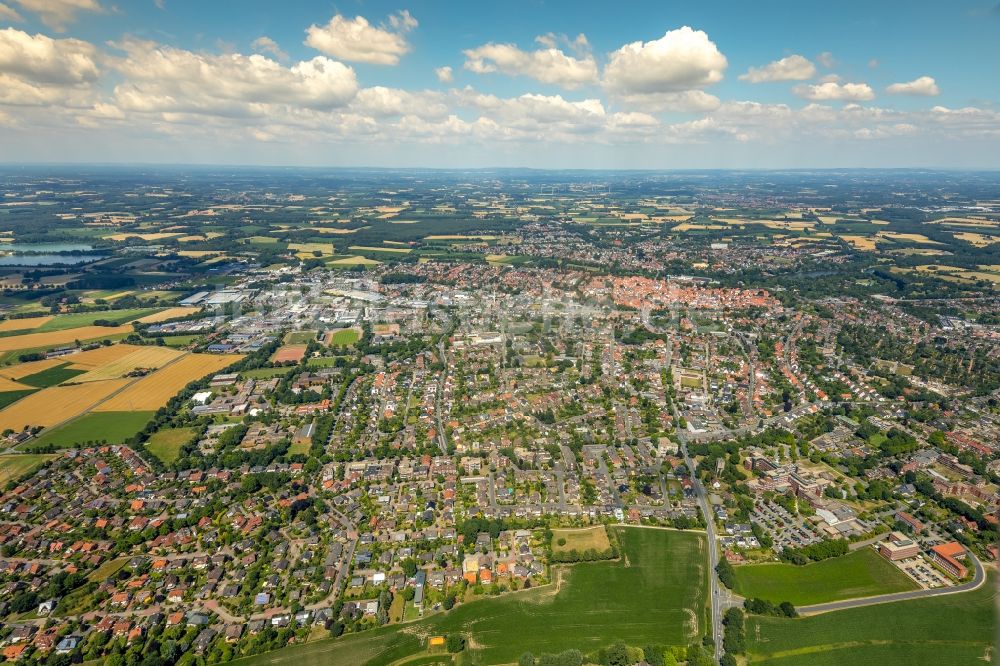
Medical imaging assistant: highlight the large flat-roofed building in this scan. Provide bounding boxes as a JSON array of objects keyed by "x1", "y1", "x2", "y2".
[{"x1": 879, "y1": 532, "x2": 920, "y2": 561}]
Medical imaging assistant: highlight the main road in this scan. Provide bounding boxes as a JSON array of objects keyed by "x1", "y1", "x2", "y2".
[{"x1": 679, "y1": 440, "x2": 724, "y2": 663}]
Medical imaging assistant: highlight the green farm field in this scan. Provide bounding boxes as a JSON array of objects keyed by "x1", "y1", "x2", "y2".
[
  {"x1": 22, "y1": 411, "x2": 155, "y2": 451},
  {"x1": 732, "y1": 548, "x2": 918, "y2": 606},
  {"x1": 746, "y1": 573, "x2": 996, "y2": 665},
  {"x1": 231, "y1": 527, "x2": 708, "y2": 666}
]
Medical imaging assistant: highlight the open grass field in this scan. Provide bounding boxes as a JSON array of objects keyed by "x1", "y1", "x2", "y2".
[
  {"x1": 24, "y1": 411, "x2": 155, "y2": 450},
  {"x1": 272, "y1": 345, "x2": 307, "y2": 363},
  {"x1": 0, "y1": 379, "x2": 131, "y2": 432},
  {"x1": 18, "y1": 362, "x2": 86, "y2": 387},
  {"x1": 0, "y1": 454, "x2": 57, "y2": 484},
  {"x1": 326, "y1": 328, "x2": 360, "y2": 346},
  {"x1": 231, "y1": 527, "x2": 707, "y2": 666},
  {"x1": 145, "y1": 427, "x2": 196, "y2": 463},
  {"x1": 731, "y1": 548, "x2": 918, "y2": 606},
  {"x1": 285, "y1": 330, "x2": 318, "y2": 344},
  {"x1": 552, "y1": 525, "x2": 612, "y2": 554},
  {"x1": 0, "y1": 325, "x2": 132, "y2": 353},
  {"x1": 94, "y1": 353, "x2": 241, "y2": 411},
  {"x1": 746, "y1": 573, "x2": 996, "y2": 665},
  {"x1": 70, "y1": 346, "x2": 183, "y2": 383},
  {"x1": 87, "y1": 557, "x2": 128, "y2": 583}
]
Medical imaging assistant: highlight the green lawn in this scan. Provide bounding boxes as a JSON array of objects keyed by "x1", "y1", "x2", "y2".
[
  {"x1": 22, "y1": 411, "x2": 155, "y2": 451},
  {"x1": 732, "y1": 548, "x2": 919, "y2": 606},
  {"x1": 145, "y1": 427, "x2": 196, "y2": 463},
  {"x1": 231, "y1": 527, "x2": 708, "y2": 666},
  {"x1": 87, "y1": 557, "x2": 129, "y2": 583},
  {"x1": 0, "y1": 454, "x2": 58, "y2": 483},
  {"x1": 327, "y1": 328, "x2": 360, "y2": 346},
  {"x1": 747, "y1": 573, "x2": 996, "y2": 665},
  {"x1": 18, "y1": 362, "x2": 86, "y2": 388}
]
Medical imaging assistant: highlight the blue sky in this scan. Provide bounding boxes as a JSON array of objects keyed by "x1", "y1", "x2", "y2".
[{"x1": 0, "y1": 0, "x2": 998, "y2": 167}]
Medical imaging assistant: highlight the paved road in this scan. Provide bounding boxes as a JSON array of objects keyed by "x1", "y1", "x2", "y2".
[
  {"x1": 679, "y1": 441, "x2": 723, "y2": 662},
  {"x1": 798, "y1": 551, "x2": 987, "y2": 615}
]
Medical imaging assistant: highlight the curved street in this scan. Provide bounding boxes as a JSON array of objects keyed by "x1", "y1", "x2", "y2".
[{"x1": 797, "y1": 552, "x2": 987, "y2": 615}]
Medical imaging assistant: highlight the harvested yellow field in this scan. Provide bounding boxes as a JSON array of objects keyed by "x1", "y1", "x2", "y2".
[
  {"x1": 176, "y1": 250, "x2": 224, "y2": 258},
  {"x1": 713, "y1": 218, "x2": 815, "y2": 231},
  {"x1": 671, "y1": 223, "x2": 726, "y2": 231},
  {"x1": 876, "y1": 231, "x2": 942, "y2": 244},
  {"x1": 0, "y1": 376, "x2": 31, "y2": 392},
  {"x1": 0, "y1": 325, "x2": 131, "y2": 353},
  {"x1": 290, "y1": 242, "x2": 334, "y2": 256},
  {"x1": 0, "y1": 379, "x2": 131, "y2": 431},
  {"x1": 95, "y1": 353, "x2": 242, "y2": 411},
  {"x1": 71, "y1": 346, "x2": 184, "y2": 383},
  {"x1": 349, "y1": 245, "x2": 412, "y2": 253},
  {"x1": 0, "y1": 316, "x2": 52, "y2": 333},
  {"x1": 67, "y1": 344, "x2": 142, "y2": 369},
  {"x1": 134, "y1": 307, "x2": 200, "y2": 324},
  {"x1": 105, "y1": 232, "x2": 183, "y2": 241},
  {"x1": 840, "y1": 235, "x2": 878, "y2": 250},
  {"x1": 328, "y1": 256, "x2": 380, "y2": 265},
  {"x1": 953, "y1": 232, "x2": 998, "y2": 247},
  {"x1": 0, "y1": 358, "x2": 64, "y2": 380}
]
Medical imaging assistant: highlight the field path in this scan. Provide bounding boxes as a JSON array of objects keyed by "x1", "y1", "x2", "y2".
[{"x1": 28, "y1": 351, "x2": 192, "y2": 435}]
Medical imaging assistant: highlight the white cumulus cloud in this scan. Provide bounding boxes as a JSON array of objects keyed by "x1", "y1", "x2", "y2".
[
  {"x1": 110, "y1": 40, "x2": 358, "y2": 117},
  {"x1": 793, "y1": 81, "x2": 875, "y2": 101},
  {"x1": 434, "y1": 66, "x2": 453, "y2": 83},
  {"x1": 886, "y1": 76, "x2": 939, "y2": 96},
  {"x1": 10, "y1": 0, "x2": 102, "y2": 31},
  {"x1": 305, "y1": 10, "x2": 417, "y2": 65},
  {"x1": 251, "y1": 36, "x2": 288, "y2": 62},
  {"x1": 739, "y1": 54, "x2": 815, "y2": 83},
  {"x1": 603, "y1": 26, "x2": 727, "y2": 94},
  {"x1": 463, "y1": 39, "x2": 598, "y2": 89}
]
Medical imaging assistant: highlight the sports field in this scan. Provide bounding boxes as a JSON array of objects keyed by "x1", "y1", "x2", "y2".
[
  {"x1": 0, "y1": 454, "x2": 58, "y2": 484},
  {"x1": 145, "y1": 427, "x2": 196, "y2": 463},
  {"x1": 272, "y1": 345, "x2": 307, "y2": 363},
  {"x1": 731, "y1": 548, "x2": 919, "y2": 606},
  {"x1": 326, "y1": 328, "x2": 360, "y2": 346},
  {"x1": 747, "y1": 573, "x2": 996, "y2": 665},
  {"x1": 231, "y1": 527, "x2": 707, "y2": 666},
  {"x1": 94, "y1": 353, "x2": 240, "y2": 411},
  {"x1": 25, "y1": 411, "x2": 154, "y2": 450}
]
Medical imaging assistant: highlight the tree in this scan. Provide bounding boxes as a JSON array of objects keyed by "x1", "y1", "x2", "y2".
[
  {"x1": 603, "y1": 642, "x2": 628, "y2": 666},
  {"x1": 445, "y1": 634, "x2": 466, "y2": 653},
  {"x1": 643, "y1": 644, "x2": 665, "y2": 666},
  {"x1": 519, "y1": 653, "x2": 535, "y2": 666}
]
